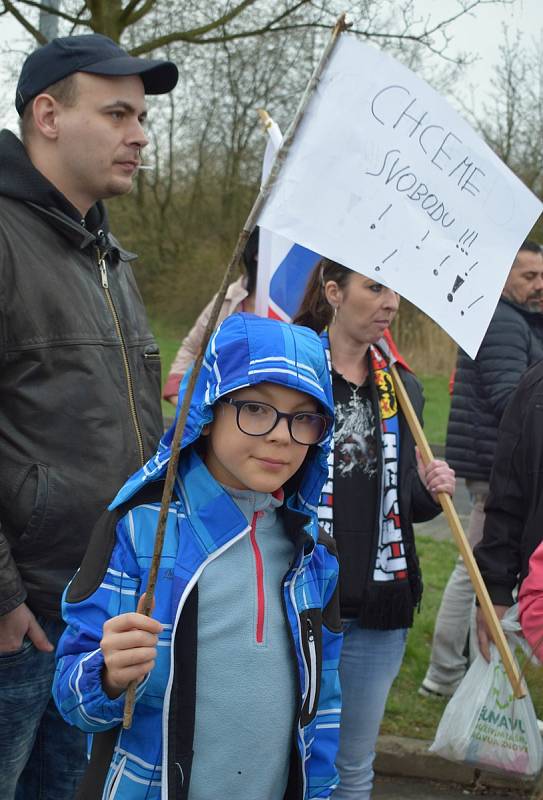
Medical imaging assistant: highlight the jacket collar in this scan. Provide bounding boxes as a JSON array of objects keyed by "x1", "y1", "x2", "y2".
[
  {"x1": 23, "y1": 202, "x2": 136, "y2": 260},
  {"x1": 224, "y1": 274, "x2": 248, "y2": 302},
  {"x1": 0, "y1": 129, "x2": 135, "y2": 259},
  {"x1": 500, "y1": 295, "x2": 543, "y2": 322},
  {"x1": 176, "y1": 448, "x2": 314, "y2": 555}
]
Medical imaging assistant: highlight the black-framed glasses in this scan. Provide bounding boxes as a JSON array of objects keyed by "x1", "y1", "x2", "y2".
[{"x1": 219, "y1": 398, "x2": 332, "y2": 445}]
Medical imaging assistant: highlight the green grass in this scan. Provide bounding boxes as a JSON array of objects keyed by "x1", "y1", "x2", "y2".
[
  {"x1": 418, "y1": 374, "x2": 451, "y2": 448},
  {"x1": 382, "y1": 535, "x2": 543, "y2": 740},
  {"x1": 149, "y1": 316, "x2": 188, "y2": 419},
  {"x1": 382, "y1": 535, "x2": 458, "y2": 739}
]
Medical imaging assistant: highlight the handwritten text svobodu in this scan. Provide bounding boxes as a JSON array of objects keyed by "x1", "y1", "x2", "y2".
[{"x1": 365, "y1": 84, "x2": 488, "y2": 228}]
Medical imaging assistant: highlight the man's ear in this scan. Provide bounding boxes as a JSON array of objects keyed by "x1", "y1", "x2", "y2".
[
  {"x1": 200, "y1": 423, "x2": 211, "y2": 437},
  {"x1": 32, "y1": 94, "x2": 61, "y2": 141}
]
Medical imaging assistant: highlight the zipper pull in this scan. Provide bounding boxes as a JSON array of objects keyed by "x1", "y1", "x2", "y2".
[
  {"x1": 96, "y1": 230, "x2": 110, "y2": 287},
  {"x1": 307, "y1": 617, "x2": 314, "y2": 642},
  {"x1": 97, "y1": 252, "x2": 108, "y2": 288},
  {"x1": 96, "y1": 229, "x2": 108, "y2": 249}
]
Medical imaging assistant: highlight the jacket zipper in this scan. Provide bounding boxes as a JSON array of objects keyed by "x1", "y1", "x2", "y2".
[
  {"x1": 306, "y1": 617, "x2": 317, "y2": 718},
  {"x1": 96, "y1": 245, "x2": 145, "y2": 467},
  {"x1": 249, "y1": 512, "x2": 265, "y2": 644},
  {"x1": 282, "y1": 552, "x2": 307, "y2": 797},
  {"x1": 107, "y1": 754, "x2": 127, "y2": 798},
  {"x1": 162, "y1": 525, "x2": 251, "y2": 800}
]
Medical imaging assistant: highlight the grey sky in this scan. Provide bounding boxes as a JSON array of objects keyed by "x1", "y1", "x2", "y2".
[{"x1": 419, "y1": 0, "x2": 541, "y2": 111}]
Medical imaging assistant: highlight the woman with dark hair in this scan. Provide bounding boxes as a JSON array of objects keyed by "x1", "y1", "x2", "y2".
[
  {"x1": 294, "y1": 258, "x2": 455, "y2": 799},
  {"x1": 163, "y1": 229, "x2": 259, "y2": 404}
]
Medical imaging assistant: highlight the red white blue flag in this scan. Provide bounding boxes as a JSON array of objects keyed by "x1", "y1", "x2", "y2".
[{"x1": 255, "y1": 115, "x2": 321, "y2": 321}]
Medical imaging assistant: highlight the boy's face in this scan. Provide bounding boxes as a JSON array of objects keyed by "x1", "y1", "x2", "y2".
[{"x1": 203, "y1": 382, "x2": 319, "y2": 493}]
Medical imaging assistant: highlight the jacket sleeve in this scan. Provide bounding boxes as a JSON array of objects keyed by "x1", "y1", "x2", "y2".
[
  {"x1": 401, "y1": 370, "x2": 441, "y2": 524},
  {"x1": 474, "y1": 389, "x2": 525, "y2": 606},
  {"x1": 409, "y1": 473, "x2": 441, "y2": 524},
  {"x1": 307, "y1": 543, "x2": 342, "y2": 798},
  {"x1": 518, "y1": 541, "x2": 543, "y2": 660},
  {"x1": 477, "y1": 312, "x2": 531, "y2": 419},
  {"x1": 53, "y1": 514, "x2": 148, "y2": 733},
  {"x1": 0, "y1": 237, "x2": 26, "y2": 617},
  {"x1": 0, "y1": 525, "x2": 27, "y2": 616}
]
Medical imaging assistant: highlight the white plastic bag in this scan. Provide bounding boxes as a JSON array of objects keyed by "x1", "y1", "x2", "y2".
[{"x1": 430, "y1": 605, "x2": 543, "y2": 777}]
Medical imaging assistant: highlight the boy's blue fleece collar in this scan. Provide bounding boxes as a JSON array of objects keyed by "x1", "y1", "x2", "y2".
[{"x1": 110, "y1": 313, "x2": 334, "y2": 516}]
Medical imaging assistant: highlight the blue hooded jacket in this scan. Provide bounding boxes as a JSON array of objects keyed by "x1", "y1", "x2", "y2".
[{"x1": 54, "y1": 314, "x2": 342, "y2": 800}]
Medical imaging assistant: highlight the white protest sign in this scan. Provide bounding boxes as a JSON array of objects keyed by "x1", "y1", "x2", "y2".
[{"x1": 258, "y1": 35, "x2": 542, "y2": 358}]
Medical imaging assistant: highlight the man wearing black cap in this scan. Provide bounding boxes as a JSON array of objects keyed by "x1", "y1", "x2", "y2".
[{"x1": 0, "y1": 34, "x2": 178, "y2": 798}]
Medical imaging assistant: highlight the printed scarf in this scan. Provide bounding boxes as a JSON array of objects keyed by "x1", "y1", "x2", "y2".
[{"x1": 318, "y1": 331, "x2": 408, "y2": 586}]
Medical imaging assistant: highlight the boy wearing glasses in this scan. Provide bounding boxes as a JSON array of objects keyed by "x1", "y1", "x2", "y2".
[{"x1": 53, "y1": 314, "x2": 342, "y2": 800}]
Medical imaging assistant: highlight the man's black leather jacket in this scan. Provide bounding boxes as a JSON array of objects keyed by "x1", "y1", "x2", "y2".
[{"x1": 0, "y1": 130, "x2": 163, "y2": 619}]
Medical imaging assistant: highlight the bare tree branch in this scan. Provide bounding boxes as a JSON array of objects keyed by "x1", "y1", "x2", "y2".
[
  {"x1": 127, "y1": 0, "x2": 507, "y2": 57},
  {"x1": 68, "y1": 3, "x2": 91, "y2": 34},
  {"x1": 177, "y1": 0, "x2": 260, "y2": 39},
  {"x1": 2, "y1": 0, "x2": 515, "y2": 65},
  {"x1": 120, "y1": 0, "x2": 145, "y2": 21},
  {"x1": 2, "y1": 0, "x2": 47, "y2": 42},
  {"x1": 128, "y1": 1, "x2": 315, "y2": 54},
  {"x1": 120, "y1": 0, "x2": 156, "y2": 27},
  {"x1": 475, "y1": 25, "x2": 543, "y2": 203},
  {"x1": 6, "y1": 0, "x2": 88, "y2": 25}
]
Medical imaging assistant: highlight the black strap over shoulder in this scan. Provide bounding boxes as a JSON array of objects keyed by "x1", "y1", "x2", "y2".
[
  {"x1": 75, "y1": 726, "x2": 119, "y2": 800},
  {"x1": 317, "y1": 528, "x2": 342, "y2": 634},
  {"x1": 317, "y1": 527, "x2": 339, "y2": 557},
  {"x1": 67, "y1": 480, "x2": 166, "y2": 604},
  {"x1": 166, "y1": 585, "x2": 199, "y2": 798}
]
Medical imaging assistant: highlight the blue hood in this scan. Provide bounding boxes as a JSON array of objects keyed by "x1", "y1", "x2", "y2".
[{"x1": 110, "y1": 313, "x2": 334, "y2": 514}]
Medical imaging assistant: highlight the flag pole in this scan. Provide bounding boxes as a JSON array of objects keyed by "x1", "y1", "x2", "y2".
[
  {"x1": 257, "y1": 108, "x2": 272, "y2": 129},
  {"x1": 123, "y1": 11, "x2": 351, "y2": 729},
  {"x1": 390, "y1": 364, "x2": 525, "y2": 699}
]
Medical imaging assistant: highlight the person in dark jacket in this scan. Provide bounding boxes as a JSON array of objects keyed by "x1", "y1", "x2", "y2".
[
  {"x1": 294, "y1": 259, "x2": 455, "y2": 800},
  {"x1": 0, "y1": 34, "x2": 178, "y2": 799},
  {"x1": 419, "y1": 240, "x2": 543, "y2": 699},
  {"x1": 475, "y1": 360, "x2": 543, "y2": 658}
]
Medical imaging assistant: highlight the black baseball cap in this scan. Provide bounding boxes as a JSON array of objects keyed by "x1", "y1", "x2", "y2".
[{"x1": 16, "y1": 33, "x2": 179, "y2": 116}]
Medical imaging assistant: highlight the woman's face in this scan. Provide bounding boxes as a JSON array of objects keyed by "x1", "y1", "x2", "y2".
[{"x1": 326, "y1": 273, "x2": 400, "y2": 346}]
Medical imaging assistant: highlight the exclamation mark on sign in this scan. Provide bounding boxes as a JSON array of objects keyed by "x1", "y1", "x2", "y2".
[
  {"x1": 456, "y1": 229, "x2": 478, "y2": 255},
  {"x1": 370, "y1": 204, "x2": 392, "y2": 230},
  {"x1": 447, "y1": 275, "x2": 465, "y2": 302},
  {"x1": 375, "y1": 249, "x2": 398, "y2": 272},
  {"x1": 433, "y1": 255, "x2": 450, "y2": 276},
  {"x1": 416, "y1": 230, "x2": 430, "y2": 250},
  {"x1": 461, "y1": 295, "x2": 484, "y2": 317}
]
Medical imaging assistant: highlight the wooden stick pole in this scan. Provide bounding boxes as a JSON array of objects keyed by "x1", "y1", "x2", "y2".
[
  {"x1": 390, "y1": 364, "x2": 525, "y2": 699},
  {"x1": 123, "y1": 12, "x2": 351, "y2": 729},
  {"x1": 257, "y1": 108, "x2": 272, "y2": 129}
]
